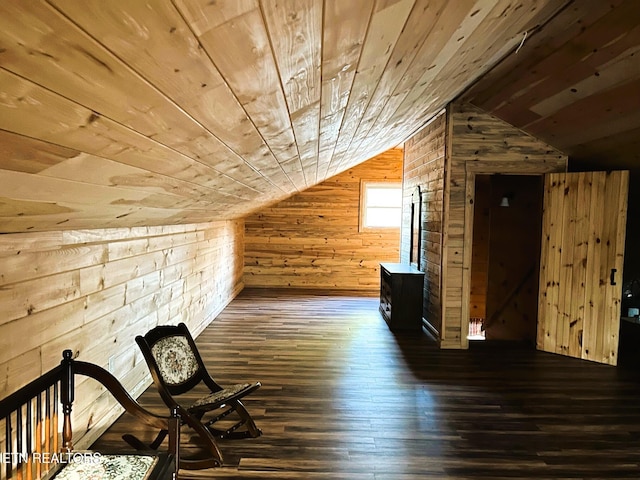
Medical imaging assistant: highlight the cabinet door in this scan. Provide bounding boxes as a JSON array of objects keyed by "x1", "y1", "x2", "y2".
[{"x1": 537, "y1": 171, "x2": 628, "y2": 365}]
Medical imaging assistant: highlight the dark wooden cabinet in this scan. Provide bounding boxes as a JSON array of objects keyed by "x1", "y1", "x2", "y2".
[{"x1": 379, "y1": 262, "x2": 424, "y2": 332}]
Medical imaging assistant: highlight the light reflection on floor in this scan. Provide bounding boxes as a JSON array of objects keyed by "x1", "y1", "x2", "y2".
[{"x1": 335, "y1": 303, "x2": 445, "y2": 474}]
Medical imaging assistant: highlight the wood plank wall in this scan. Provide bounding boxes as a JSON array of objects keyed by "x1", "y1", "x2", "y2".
[
  {"x1": 0, "y1": 221, "x2": 244, "y2": 449},
  {"x1": 402, "y1": 111, "x2": 446, "y2": 336},
  {"x1": 244, "y1": 149, "x2": 403, "y2": 291},
  {"x1": 443, "y1": 102, "x2": 567, "y2": 348},
  {"x1": 401, "y1": 103, "x2": 567, "y2": 348}
]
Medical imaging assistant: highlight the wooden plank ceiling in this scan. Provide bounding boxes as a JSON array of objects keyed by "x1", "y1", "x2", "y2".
[
  {"x1": 0, "y1": 0, "x2": 610, "y2": 233},
  {"x1": 462, "y1": 0, "x2": 640, "y2": 170}
]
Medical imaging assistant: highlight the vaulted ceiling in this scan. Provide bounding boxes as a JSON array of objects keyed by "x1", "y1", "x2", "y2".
[{"x1": 0, "y1": 1, "x2": 637, "y2": 233}]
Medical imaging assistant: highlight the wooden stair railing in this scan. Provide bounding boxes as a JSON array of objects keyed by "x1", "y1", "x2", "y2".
[{"x1": 0, "y1": 350, "x2": 179, "y2": 480}]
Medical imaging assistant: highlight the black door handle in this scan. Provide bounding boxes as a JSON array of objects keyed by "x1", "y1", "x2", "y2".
[{"x1": 610, "y1": 268, "x2": 617, "y2": 286}]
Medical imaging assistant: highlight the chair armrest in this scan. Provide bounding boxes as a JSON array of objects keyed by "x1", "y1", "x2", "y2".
[{"x1": 72, "y1": 360, "x2": 169, "y2": 431}]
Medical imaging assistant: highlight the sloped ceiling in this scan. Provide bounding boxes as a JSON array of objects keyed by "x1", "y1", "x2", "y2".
[
  {"x1": 0, "y1": 0, "x2": 599, "y2": 233},
  {"x1": 463, "y1": 0, "x2": 640, "y2": 170}
]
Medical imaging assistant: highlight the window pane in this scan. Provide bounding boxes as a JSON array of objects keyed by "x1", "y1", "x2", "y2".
[
  {"x1": 361, "y1": 182, "x2": 402, "y2": 229},
  {"x1": 367, "y1": 187, "x2": 402, "y2": 207},
  {"x1": 366, "y1": 207, "x2": 402, "y2": 228}
]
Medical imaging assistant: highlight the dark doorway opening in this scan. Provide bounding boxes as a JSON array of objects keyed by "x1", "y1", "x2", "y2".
[{"x1": 469, "y1": 174, "x2": 544, "y2": 347}]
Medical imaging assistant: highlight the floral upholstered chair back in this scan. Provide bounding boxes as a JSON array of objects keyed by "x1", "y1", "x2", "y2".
[{"x1": 150, "y1": 335, "x2": 200, "y2": 386}]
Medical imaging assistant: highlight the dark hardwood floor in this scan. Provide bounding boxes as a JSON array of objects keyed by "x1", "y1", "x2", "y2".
[{"x1": 92, "y1": 289, "x2": 640, "y2": 479}]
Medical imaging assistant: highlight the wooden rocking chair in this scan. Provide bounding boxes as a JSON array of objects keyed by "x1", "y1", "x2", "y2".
[{"x1": 134, "y1": 322, "x2": 262, "y2": 469}]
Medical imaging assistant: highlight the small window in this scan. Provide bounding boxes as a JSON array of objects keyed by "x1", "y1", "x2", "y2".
[{"x1": 360, "y1": 182, "x2": 402, "y2": 230}]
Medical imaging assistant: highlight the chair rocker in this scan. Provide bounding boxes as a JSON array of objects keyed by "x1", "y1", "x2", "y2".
[{"x1": 134, "y1": 322, "x2": 262, "y2": 469}]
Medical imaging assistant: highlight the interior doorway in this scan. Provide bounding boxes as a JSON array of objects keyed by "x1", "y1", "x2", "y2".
[{"x1": 468, "y1": 174, "x2": 544, "y2": 345}]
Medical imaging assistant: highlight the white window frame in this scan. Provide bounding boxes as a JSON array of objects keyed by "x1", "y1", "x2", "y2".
[{"x1": 359, "y1": 181, "x2": 402, "y2": 231}]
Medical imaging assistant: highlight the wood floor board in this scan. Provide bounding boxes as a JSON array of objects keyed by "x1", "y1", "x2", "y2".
[{"x1": 92, "y1": 288, "x2": 640, "y2": 479}]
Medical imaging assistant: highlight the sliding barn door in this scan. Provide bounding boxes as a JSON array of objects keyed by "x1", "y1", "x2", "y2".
[{"x1": 537, "y1": 171, "x2": 628, "y2": 365}]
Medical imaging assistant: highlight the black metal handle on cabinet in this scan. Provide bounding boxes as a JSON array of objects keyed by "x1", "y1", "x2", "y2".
[{"x1": 610, "y1": 268, "x2": 617, "y2": 286}]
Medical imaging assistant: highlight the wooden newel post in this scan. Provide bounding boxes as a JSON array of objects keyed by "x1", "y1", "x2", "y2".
[{"x1": 61, "y1": 349, "x2": 74, "y2": 452}]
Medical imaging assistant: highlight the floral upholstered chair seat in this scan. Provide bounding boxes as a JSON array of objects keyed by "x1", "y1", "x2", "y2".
[
  {"x1": 54, "y1": 454, "x2": 158, "y2": 480},
  {"x1": 189, "y1": 382, "x2": 254, "y2": 412}
]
